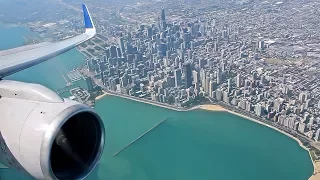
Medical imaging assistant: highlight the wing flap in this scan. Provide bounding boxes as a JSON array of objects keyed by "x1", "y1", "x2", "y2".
[{"x1": 0, "y1": 42, "x2": 52, "y2": 57}]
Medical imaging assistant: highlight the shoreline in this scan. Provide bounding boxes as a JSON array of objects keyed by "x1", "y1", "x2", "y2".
[
  {"x1": 199, "y1": 104, "x2": 319, "y2": 180},
  {"x1": 95, "y1": 90, "x2": 109, "y2": 100},
  {"x1": 96, "y1": 93, "x2": 318, "y2": 179},
  {"x1": 99, "y1": 91, "x2": 199, "y2": 112},
  {"x1": 76, "y1": 47, "x2": 90, "y2": 59},
  {"x1": 96, "y1": 94, "x2": 319, "y2": 179}
]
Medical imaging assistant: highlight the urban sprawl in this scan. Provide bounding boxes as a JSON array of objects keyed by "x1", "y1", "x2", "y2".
[{"x1": 18, "y1": 0, "x2": 320, "y2": 159}]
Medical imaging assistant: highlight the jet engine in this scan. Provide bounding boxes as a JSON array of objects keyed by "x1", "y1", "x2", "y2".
[{"x1": 0, "y1": 80, "x2": 105, "y2": 180}]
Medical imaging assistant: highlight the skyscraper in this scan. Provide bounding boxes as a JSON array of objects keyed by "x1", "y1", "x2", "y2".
[
  {"x1": 216, "y1": 69, "x2": 221, "y2": 84},
  {"x1": 205, "y1": 77, "x2": 210, "y2": 94},
  {"x1": 255, "y1": 103, "x2": 264, "y2": 117},
  {"x1": 236, "y1": 74, "x2": 241, "y2": 87},
  {"x1": 252, "y1": 72, "x2": 257, "y2": 81},
  {"x1": 110, "y1": 45, "x2": 117, "y2": 58},
  {"x1": 315, "y1": 129, "x2": 320, "y2": 141},
  {"x1": 227, "y1": 78, "x2": 232, "y2": 92},
  {"x1": 209, "y1": 80, "x2": 214, "y2": 97},
  {"x1": 192, "y1": 70, "x2": 199, "y2": 84},
  {"x1": 86, "y1": 77, "x2": 93, "y2": 92},
  {"x1": 100, "y1": 71, "x2": 104, "y2": 85},
  {"x1": 160, "y1": 9, "x2": 167, "y2": 30},
  {"x1": 174, "y1": 68, "x2": 182, "y2": 87},
  {"x1": 161, "y1": 9, "x2": 166, "y2": 22},
  {"x1": 299, "y1": 92, "x2": 306, "y2": 102},
  {"x1": 118, "y1": 37, "x2": 125, "y2": 57},
  {"x1": 183, "y1": 63, "x2": 192, "y2": 88},
  {"x1": 199, "y1": 58, "x2": 205, "y2": 68}
]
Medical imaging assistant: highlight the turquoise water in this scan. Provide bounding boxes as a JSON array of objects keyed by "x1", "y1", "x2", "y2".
[
  {"x1": 90, "y1": 96, "x2": 313, "y2": 180},
  {"x1": 0, "y1": 23, "x2": 314, "y2": 180}
]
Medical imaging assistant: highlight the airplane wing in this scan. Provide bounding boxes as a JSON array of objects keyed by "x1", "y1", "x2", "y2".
[{"x1": 0, "y1": 4, "x2": 96, "y2": 78}]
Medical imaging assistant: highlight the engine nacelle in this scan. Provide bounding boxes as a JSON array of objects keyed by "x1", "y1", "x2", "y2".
[{"x1": 0, "y1": 80, "x2": 105, "y2": 179}]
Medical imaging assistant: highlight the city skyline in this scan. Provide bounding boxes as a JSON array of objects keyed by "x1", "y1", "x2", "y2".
[
  {"x1": 1, "y1": 0, "x2": 320, "y2": 179},
  {"x1": 80, "y1": 6, "x2": 320, "y2": 147}
]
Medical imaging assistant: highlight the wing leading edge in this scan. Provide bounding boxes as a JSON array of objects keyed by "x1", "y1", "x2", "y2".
[{"x1": 0, "y1": 4, "x2": 96, "y2": 78}]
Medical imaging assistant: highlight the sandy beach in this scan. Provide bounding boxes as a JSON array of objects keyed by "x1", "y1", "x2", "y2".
[
  {"x1": 200, "y1": 104, "x2": 320, "y2": 179},
  {"x1": 200, "y1": 105, "x2": 306, "y2": 148},
  {"x1": 309, "y1": 161, "x2": 320, "y2": 180},
  {"x1": 95, "y1": 91, "x2": 109, "y2": 100},
  {"x1": 200, "y1": 104, "x2": 228, "y2": 111}
]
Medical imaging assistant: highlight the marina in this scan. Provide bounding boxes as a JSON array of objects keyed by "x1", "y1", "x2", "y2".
[{"x1": 67, "y1": 69, "x2": 85, "y2": 82}]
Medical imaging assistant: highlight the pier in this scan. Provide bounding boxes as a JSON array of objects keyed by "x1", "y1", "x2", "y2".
[
  {"x1": 57, "y1": 66, "x2": 72, "y2": 86},
  {"x1": 0, "y1": 163, "x2": 7, "y2": 169},
  {"x1": 113, "y1": 118, "x2": 168, "y2": 157}
]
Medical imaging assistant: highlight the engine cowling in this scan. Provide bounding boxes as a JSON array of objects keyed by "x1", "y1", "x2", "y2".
[{"x1": 0, "y1": 80, "x2": 105, "y2": 180}]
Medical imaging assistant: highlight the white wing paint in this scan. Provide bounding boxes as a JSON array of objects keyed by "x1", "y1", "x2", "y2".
[{"x1": 0, "y1": 4, "x2": 96, "y2": 78}]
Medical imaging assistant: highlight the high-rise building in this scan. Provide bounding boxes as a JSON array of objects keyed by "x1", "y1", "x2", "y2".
[
  {"x1": 200, "y1": 68, "x2": 206, "y2": 80},
  {"x1": 201, "y1": 73, "x2": 206, "y2": 91},
  {"x1": 147, "y1": 27, "x2": 153, "y2": 38},
  {"x1": 236, "y1": 74, "x2": 241, "y2": 88},
  {"x1": 183, "y1": 63, "x2": 192, "y2": 88},
  {"x1": 255, "y1": 103, "x2": 264, "y2": 117},
  {"x1": 231, "y1": 98, "x2": 239, "y2": 106},
  {"x1": 239, "y1": 99, "x2": 246, "y2": 110},
  {"x1": 174, "y1": 68, "x2": 182, "y2": 87},
  {"x1": 223, "y1": 91, "x2": 229, "y2": 103},
  {"x1": 298, "y1": 123, "x2": 306, "y2": 133},
  {"x1": 86, "y1": 77, "x2": 93, "y2": 92},
  {"x1": 246, "y1": 101, "x2": 252, "y2": 112},
  {"x1": 209, "y1": 80, "x2": 214, "y2": 97},
  {"x1": 192, "y1": 70, "x2": 199, "y2": 84},
  {"x1": 315, "y1": 129, "x2": 320, "y2": 141},
  {"x1": 308, "y1": 117, "x2": 314, "y2": 130},
  {"x1": 118, "y1": 37, "x2": 125, "y2": 56},
  {"x1": 252, "y1": 72, "x2": 257, "y2": 81},
  {"x1": 205, "y1": 77, "x2": 210, "y2": 94},
  {"x1": 216, "y1": 89, "x2": 222, "y2": 101},
  {"x1": 305, "y1": 99, "x2": 311, "y2": 109},
  {"x1": 100, "y1": 71, "x2": 104, "y2": 85},
  {"x1": 161, "y1": 9, "x2": 166, "y2": 22},
  {"x1": 110, "y1": 45, "x2": 117, "y2": 58},
  {"x1": 160, "y1": 9, "x2": 167, "y2": 30},
  {"x1": 258, "y1": 40, "x2": 265, "y2": 50},
  {"x1": 120, "y1": 76, "x2": 127, "y2": 87},
  {"x1": 199, "y1": 58, "x2": 205, "y2": 68},
  {"x1": 299, "y1": 92, "x2": 306, "y2": 102},
  {"x1": 216, "y1": 69, "x2": 221, "y2": 84},
  {"x1": 227, "y1": 78, "x2": 232, "y2": 93}
]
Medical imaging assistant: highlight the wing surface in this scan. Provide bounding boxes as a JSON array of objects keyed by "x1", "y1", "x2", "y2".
[{"x1": 0, "y1": 4, "x2": 95, "y2": 78}]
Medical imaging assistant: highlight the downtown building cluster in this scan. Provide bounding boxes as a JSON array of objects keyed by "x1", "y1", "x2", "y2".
[{"x1": 84, "y1": 8, "x2": 320, "y2": 142}]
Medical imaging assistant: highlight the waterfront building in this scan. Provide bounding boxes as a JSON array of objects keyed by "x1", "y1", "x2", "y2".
[
  {"x1": 174, "y1": 68, "x2": 182, "y2": 87},
  {"x1": 183, "y1": 63, "x2": 192, "y2": 88},
  {"x1": 315, "y1": 129, "x2": 320, "y2": 141},
  {"x1": 255, "y1": 103, "x2": 264, "y2": 117},
  {"x1": 86, "y1": 77, "x2": 94, "y2": 92}
]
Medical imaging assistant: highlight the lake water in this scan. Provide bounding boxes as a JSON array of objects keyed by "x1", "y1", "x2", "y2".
[{"x1": 0, "y1": 23, "x2": 314, "y2": 180}]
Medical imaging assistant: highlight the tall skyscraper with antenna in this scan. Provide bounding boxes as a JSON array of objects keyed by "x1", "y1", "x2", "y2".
[{"x1": 160, "y1": 9, "x2": 167, "y2": 31}]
